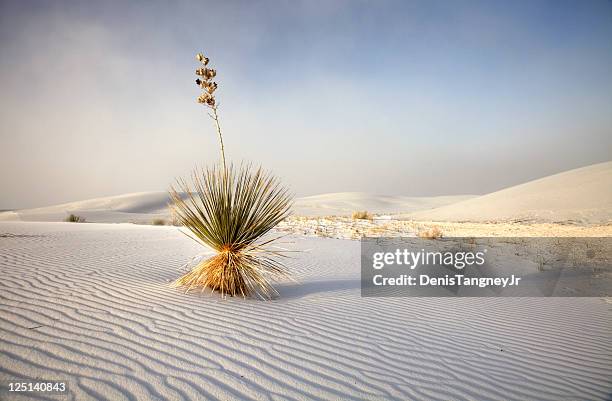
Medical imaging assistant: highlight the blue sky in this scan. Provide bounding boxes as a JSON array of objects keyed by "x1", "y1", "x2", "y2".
[{"x1": 1, "y1": 0, "x2": 611, "y2": 208}]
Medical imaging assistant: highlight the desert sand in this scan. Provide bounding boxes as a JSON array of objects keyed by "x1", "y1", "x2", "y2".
[
  {"x1": 292, "y1": 192, "x2": 476, "y2": 217},
  {"x1": 1, "y1": 221, "x2": 611, "y2": 401},
  {"x1": 0, "y1": 192, "x2": 174, "y2": 224},
  {"x1": 0, "y1": 192, "x2": 475, "y2": 224},
  {"x1": 407, "y1": 161, "x2": 612, "y2": 224}
]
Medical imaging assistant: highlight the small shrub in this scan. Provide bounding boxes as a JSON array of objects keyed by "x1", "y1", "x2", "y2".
[
  {"x1": 352, "y1": 210, "x2": 373, "y2": 220},
  {"x1": 168, "y1": 210, "x2": 183, "y2": 226},
  {"x1": 152, "y1": 218, "x2": 166, "y2": 226},
  {"x1": 65, "y1": 214, "x2": 85, "y2": 223},
  {"x1": 418, "y1": 226, "x2": 443, "y2": 239}
]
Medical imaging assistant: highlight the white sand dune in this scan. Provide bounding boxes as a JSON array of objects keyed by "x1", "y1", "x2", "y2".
[
  {"x1": 0, "y1": 192, "x2": 173, "y2": 224},
  {"x1": 0, "y1": 192, "x2": 476, "y2": 223},
  {"x1": 407, "y1": 161, "x2": 612, "y2": 224},
  {"x1": 1, "y1": 161, "x2": 610, "y2": 225},
  {"x1": 1, "y1": 222, "x2": 611, "y2": 400},
  {"x1": 292, "y1": 192, "x2": 475, "y2": 217}
]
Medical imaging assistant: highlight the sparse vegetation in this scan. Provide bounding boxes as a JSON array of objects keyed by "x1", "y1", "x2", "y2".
[
  {"x1": 352, "y1": 210, "x2": 373, "y2": 220},
  {"x1": 65, "y1": 214, "x2": 85, "y2": 223},
  {"x1": 169, "y1": 215, "x2": 182, "y2": 226},
  {"x1": 152, "y1": 218, "x2": 166, "y2": 226},
  {"x1": 170, "y1": 52, "x2": 293, "y2": 299},
  {"x1": 418, "y1": 226, "x2": 443, "y2": 239}
]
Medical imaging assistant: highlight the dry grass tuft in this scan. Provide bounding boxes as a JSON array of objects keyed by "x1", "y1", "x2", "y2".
[
  {"x1": 418, "y1": 226, "x2": 443, "y2": 239},
  {"x1": 152, "y1": 218, "x2": 167, "y2": 226},
  {"x1": 170, "y1": 164, "x2": 292, "y2": 299},
  {"x1": 352, "y1": 210, "x2": 373, "y2": 220},
  {"x1": 65, "y1": 214, "x2": 85, "y2": 223}
]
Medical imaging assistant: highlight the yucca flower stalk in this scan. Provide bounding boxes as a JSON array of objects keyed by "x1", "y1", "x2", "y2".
[
  {"x1": 170, "y1": 52, "x2": 293, "y2": 299},
  {"x1": 194, "y1": 53, "x2": 225, "y2": 168}
]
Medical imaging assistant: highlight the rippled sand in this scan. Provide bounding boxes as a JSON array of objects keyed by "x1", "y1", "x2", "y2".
[{"x1": 1, "y1": 222, "x2": 611, "y2": 400}]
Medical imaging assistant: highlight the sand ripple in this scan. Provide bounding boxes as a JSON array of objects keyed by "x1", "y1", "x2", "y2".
[{"x1": 1, "y1": 222, "x2": 611, "y2": 400}]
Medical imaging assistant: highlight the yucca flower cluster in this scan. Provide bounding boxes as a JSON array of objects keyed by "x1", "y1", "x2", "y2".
[
  {"x1": 195, "y1": 53, "x2": 217, "y2": 107},
  {"x1": 170, "y1": 52, "x2": 293, "y2": 299}
]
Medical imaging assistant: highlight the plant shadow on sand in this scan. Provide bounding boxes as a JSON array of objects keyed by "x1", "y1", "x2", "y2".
[
  {"x1": 274, "y1": 279, "x2": 360, "y2": 300},
  {"x1": 166, "y1": 271, "x2": 360, "y2": 301}
]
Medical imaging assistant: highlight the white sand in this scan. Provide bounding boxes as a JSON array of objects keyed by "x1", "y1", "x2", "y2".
[
  {"x1": 1, "y1": 222, "x2": 611, "y2": 400},
  {"x1": 278, "y1": 216, "x2": 612, "y2": 239},
  {"x1": 0, "y1": 192, "x2": 173, "y2": 224},
  {"x1": 292, "y1": 192, "x2": 475, "y2": 217},
  {"x1": 0, "y1": 192, "x2": 476, "y2": 224},
  {"x1": 408, "y1": 161, "x2": 612, "y2": 224}
]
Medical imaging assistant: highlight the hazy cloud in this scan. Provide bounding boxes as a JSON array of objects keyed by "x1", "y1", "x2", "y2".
[{"x1": 1, "y1": 0, "x2": 611, "y2": 208}]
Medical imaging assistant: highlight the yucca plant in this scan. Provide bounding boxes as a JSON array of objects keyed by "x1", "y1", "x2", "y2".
[{"x1": 170, "y1": 52, "x2": 293, "y2": 299}]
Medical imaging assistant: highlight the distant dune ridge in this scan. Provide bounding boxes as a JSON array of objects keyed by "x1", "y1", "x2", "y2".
[
  {"x1": 0, "y1": 192, "x2": 175, "y2": 224},
  {"x1": 0, "y1": 192, "x2": 474, "y2": 223},
  {"x1": 292, "y1": 192, "x2": 475, "y2": 216},
  {"x1": 406, "y1": 161, "x2": 612, "y2": 224},
  {"x1": 1, "y1": 161, "x2": 610, "y2": 224}
]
